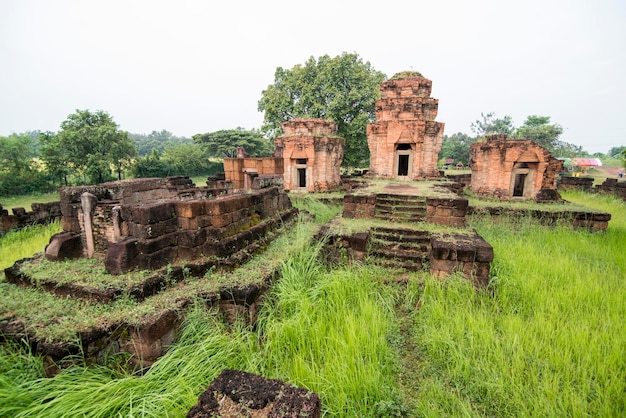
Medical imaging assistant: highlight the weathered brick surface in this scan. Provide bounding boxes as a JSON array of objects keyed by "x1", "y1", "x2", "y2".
[
  {"x1": 367, "y1": 74, "x2": 445, "y2": 179},
  {"x1": 50, "y1": 178, "x2": 295, "y2": 275},
  {"x1": 276, "y1": 119, "x2": 344, "y2": 192},
  {"x1": 470, "y1": 135, "x2": 563, "y2": 201}
]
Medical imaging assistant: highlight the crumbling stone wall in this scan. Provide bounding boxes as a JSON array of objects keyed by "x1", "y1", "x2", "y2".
[
  {"x1": 469, "y1": 135, "x2": 563, "y2": 201},
  {"x1": 595, "y1": 178, "x2": 626, "y2": 200},
  {"x1": 0, "y1": 201, "x2": 61, "y2": 235},
  {"x1": 276, "y1": 118, "x2": 344, "y2": 192},
  {"x1": 223, "y1": 157, "x2": 284, "y2": 190},
  {"x1": 557, "y1": 175, "x2": 594, "y2": 191},
  {"x1": 367, "y1": 73, "x2": 445, "y2": 179},
  {"x1": 45, "y1": 177, "x2": 295, "y2": 274}
]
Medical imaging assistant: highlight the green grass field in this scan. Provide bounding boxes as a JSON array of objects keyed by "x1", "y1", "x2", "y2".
[{"x1": 0, "y1": 190, "x2": 624, "y2": 416}]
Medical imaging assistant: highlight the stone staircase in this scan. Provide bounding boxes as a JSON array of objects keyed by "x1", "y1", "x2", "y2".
[
  {"x1": 374, "y1": 194, "x2": 427, "y2": 223},
  {"x1": 368, "y1": 226, "x2": 431, "y2": 271}
]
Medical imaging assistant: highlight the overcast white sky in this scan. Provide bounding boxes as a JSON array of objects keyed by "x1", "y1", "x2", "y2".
[{"x1": 1, "y1": 0, "x2": 625, "y2": 154}]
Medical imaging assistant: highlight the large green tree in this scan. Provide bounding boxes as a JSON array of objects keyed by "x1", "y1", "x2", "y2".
[
  {"x1": 512, "y1": 115, "x2": 565, "y2": 154},
  {"x1": 471, "y1": 112, "x2": 515, "y2": 137},
  {"x1": 39, "y1": 131, "x2": 70, "y2": 186},
  {"x1": 258, "y1": 52, "x2": 386, "y2": 167},
  {"x1": 193, "y1": 128, "x2": 273, "y2": 158},
  {"x1": 130, "y1": 130, "x2": 192, "y2": 156},
  {"x1": 440, "y1": 132, "x2": 475, "y2": 166},
  {"x1": 0, "y1": 133, "x2": 46, "y2": 195},
  {"x1": 52, "y1": 110, "x2": 137, "y2": 184}
]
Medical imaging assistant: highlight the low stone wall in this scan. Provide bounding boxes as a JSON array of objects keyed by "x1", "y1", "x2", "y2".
[
  {"x1": 430, "y1": 232, "x2": 493, "y2": 287},
  {"x1": 468, "y1": 206, "x2": 611, "y2": 232},
  {"x1": 426, "y1": 197, "x2": 468, "y2": 227},
  {"x1": 0, "y1": 201, "x2": 61, "y2": 235},
  {"x1": 104, "y1": 187, "x2": 295, "y2": 274},
  {"x1": 557, "y1": 176, "x2": 594, "y2": 191},
  {"x1": 342, "y1": 194, "x2": 376, "y2": 218},
  {"x1": 595, "y1": 178, "x2": 626, "y2": 200}
]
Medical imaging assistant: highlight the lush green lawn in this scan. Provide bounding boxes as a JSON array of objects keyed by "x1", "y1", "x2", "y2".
[{"x1": 0, "y1": 191, "x2": 624, "y2": 416}]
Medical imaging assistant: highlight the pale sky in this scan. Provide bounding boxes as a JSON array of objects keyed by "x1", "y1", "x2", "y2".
[{"x1": 1, "y1": 0, "x2": 625, "y2": 154}]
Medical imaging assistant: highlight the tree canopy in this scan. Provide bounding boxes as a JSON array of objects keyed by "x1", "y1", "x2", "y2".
[
  {"x1": 258, "y1": 52, "x2": 386, "y2": 167},
  {"x1": 130, "y1": 130, "x2": 192, "y2": 156},
  {"x1": 193, "y1": 128, "x2": 273, "y2": 158},
  {"x1": 470, "y1": 112, "x2": 515, "y2": 136},
  {"x1": 440, "y1": 132, "x2": 474, "y2": 166},
  {"x1": 512, "y1": 115, "x2": 564, "y2": 152},
  {"x1": 0, "y1": 132, "x2": 51, "y2": 195},
  {"x1": 42, "y1": 110, "x2": 137, "y2": 184}
]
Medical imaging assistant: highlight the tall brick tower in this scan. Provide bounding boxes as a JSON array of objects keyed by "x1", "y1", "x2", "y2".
[{"x1": 367, "y1": 71, "x2": 445, "y2": 179}]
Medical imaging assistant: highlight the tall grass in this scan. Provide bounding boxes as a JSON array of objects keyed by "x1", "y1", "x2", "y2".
[
  {"x1": 0, "y1": 305, "x2": 259, "y2": 417},
  {"x1": 403, "y1": 191, "x2": 626, "y2": 416},
  {"x1": 0, "y1": 221, "x2": 61, "y2": 272},
  {"x1": 257, "y1": 241, "x2": 402, "y2": 416},
  {"x1": 0, "y1": 222, "x2": 401, "y2": 417}
]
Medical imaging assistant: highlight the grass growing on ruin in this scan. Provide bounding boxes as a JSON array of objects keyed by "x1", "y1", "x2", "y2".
[
  {"x1": 2, "y1": 191, "x2": 625, "y2": 416},
  {"x1": 0, "y1": 230, "x2": 403, "y2": 417},
  {"x1": 398, "y1": 191, "x2": 626, "y2": 416},
  {"x1": 21, "y1": 257, "x2": 155, "y2": 290},
  {"x1": 0, "y1": 221, "x2": 61, "y2": 273}
]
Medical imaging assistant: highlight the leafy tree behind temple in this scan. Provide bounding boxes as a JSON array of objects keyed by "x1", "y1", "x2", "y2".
[
  {"x1": 49, "y1": 110, "x2": 137, "y2": 184},
  {"x1": 193, "y1": 128, "x2": 273, "y2": 158},
  {"x1": 0, "y1": 133, "x2": 51, "y2": 195},
  {"x1": 512, "y1": 115, "x2": 565, "y2": 154},
  {"x1": 471, "y1": 112, "x2": 515, "y2": 136},
  {"x1": 130, "y1": 130, "x2": 192, "y2": 156},
  {"x1": 440, "y1": 132, "x2": 475, "y2": 166},
  {"x1": 258, "y1": 52, "x2": 386, "y2": 167}
]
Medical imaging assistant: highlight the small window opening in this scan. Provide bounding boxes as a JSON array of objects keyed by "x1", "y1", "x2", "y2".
[
  {"x1": 396, "y1": 144, "x2": 412, "y2": 151},
  {"x1": 296, "y1": 158, "x2": 307, "y2": 165}
]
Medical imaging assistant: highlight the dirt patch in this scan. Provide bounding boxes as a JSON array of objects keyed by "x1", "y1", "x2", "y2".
[{"x1": 187, "y1": 369, "x2": 321, "y2": 418}]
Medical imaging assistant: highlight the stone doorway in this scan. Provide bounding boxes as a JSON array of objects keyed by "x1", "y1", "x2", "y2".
[
  {"x1": 510, "y1": 163, "x2": 535, "y2": 198},
  {"x1": 394, "y1": 144, "x2": 413, "y2": 177},
  {"x1": 294, "y1": 158, "x2": 308, "y2": 188}
]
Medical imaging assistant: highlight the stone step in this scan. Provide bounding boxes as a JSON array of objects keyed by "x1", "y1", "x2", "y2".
[
  {"x1": 376, "y1": 194, "x2": 427, "y2": 203},
  {"x1": 369, "y1": 248, "x2": 429, "y2": 263},
  {"x1": 374, "y1": 203, "x2": 426, "y2": 212},
  {"x1": 370, "y1": 258, "x2": 429, "y2": 272},
  {"x1": 373, "y1": 213, "x2": 426, "y2": 223},
  {"x1": 369, "y1": 237, "x2": 430, "y2": 253},
  {"x1": 371, "y1": 227, "x2": 431, "y2": 243}
]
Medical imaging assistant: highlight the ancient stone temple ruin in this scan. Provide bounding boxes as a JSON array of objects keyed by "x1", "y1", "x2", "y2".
[
  {"x1": 276, "y1": 118, "x2": 344, "y2": 192},
  {"x1": 223, "y1": 118, "x2": 344, "y2": 192},
  {"x1": 469, "y1": 134, "x2": 563, "y2": 201},
  {"x1": 367, "y1": 72, "x2": 445, "y2": 179},
  {"x1": 45, "y1": 177, "x2": 296, "y2": 274}
]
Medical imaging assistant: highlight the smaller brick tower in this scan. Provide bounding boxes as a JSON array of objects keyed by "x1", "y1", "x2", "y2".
[
  {"x1": 275, "y1": 118, "x2": 344, "y2": 192},
  {"x1": 367, "y1": 71, "x2": 445, "y2": 179}
]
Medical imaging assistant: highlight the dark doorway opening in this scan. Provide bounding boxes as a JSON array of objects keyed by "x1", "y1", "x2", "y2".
[
  {"x1": 298, "y1": 168, "x2": 306, "y2": 187},
  {"x1": 513, "y1": 174, "x2": 526, "y2": 196},
  {"x1": 398, "y1": 155, "x2": 409, "y2": 176}
]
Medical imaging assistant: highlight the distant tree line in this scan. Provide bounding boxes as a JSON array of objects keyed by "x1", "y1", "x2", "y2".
[{"x1": 0, "y1": 111, "x2": 251, "y2": 196}]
